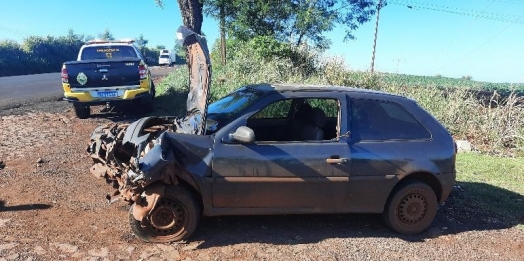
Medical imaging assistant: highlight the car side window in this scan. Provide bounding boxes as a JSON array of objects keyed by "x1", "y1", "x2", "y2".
[
  {"x1": 350, "y1": 99, "x2": 431, "y2": 141},
  {"x1": 251, "y1": 99, "x2": 292, "y2": 119},
  {"x1": 247, "y1": 98, "x2": 340, "y2": 142}
]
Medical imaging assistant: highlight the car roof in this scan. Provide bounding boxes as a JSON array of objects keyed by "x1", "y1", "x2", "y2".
[{"x1": 246, "y1": 83, "x2": 405, "y2": 99}]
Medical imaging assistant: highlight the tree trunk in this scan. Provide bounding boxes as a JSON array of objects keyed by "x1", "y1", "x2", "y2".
[
  {"x1": 177, "y1": 0, "x2": 204, "y2": 34},
  {"x1": 176, "y1": 0, "x2": 211, "y2": 135}
]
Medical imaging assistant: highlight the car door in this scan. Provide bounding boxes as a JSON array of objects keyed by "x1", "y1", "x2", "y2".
[
  {"x1": 346, "y1": 96, "x2": 434, "y2": 212},
  {"x1": 211, "y1": 93, "x2": 353, "y2": 213}
]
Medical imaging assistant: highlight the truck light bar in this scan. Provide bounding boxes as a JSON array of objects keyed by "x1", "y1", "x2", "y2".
[{"x1": 86, "y1": 39, "x2": 136, "y2": 44}]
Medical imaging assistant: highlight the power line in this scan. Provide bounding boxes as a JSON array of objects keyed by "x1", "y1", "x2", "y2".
[
  {"x1": 428, "y1": 1, "x2": 494, "y2": 67},
  {"x1": 470, "y1": 0, "x2": 524, "y2": 4},
  {"x1": 389, "y1": 0, "x2": 524, "y2": 24},
  {"x1": 433, "y1": 15, "x2": 521, "y2": 73},
  {"x1": 0, "y1": 27, "x2": 23, "y2": 37},
  {"x1": 0, "y1": 25, "x2": 30, "y2": 39},
  {"x1": 393, "y1": 0, "x2": 522, "y2": 19}
]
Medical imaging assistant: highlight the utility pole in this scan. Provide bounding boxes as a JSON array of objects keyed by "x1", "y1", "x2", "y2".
[
  {"x1": 371, "y1": 0, "x2": 383, "y2": 73},
  {"x1": 219, "y1": 3, "x2": 226, "y2": 66}
]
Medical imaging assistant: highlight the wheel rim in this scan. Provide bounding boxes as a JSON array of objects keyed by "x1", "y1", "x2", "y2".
[
  {"x1": 148, "y1": 198, "x2": 186, "y2": 236},
  {"x1": 397, "y1": 192, "x2": 428, "y2": 225}
]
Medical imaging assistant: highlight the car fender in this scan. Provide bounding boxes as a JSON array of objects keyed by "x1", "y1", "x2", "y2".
[
  {"x1": 396, "y1": 159, "x2": 441, "y2": 179},
  {"x1": 132, "y1": 182, "x2": 166, "y2": 222}
]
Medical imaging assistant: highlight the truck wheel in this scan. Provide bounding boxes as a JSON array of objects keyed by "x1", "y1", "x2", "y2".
[
  {"x1": 140, "y1": 81, "x2": 155, "y2": 113},
  {"x1": 73, "y1": 104, "x2": 90, "y2": 119},
  {"x1": 382, "y1": 180, "x2": 437, "y2": 235},
  {"x1": 129, "y1": 186, "x2": 201, "y2": 243}
]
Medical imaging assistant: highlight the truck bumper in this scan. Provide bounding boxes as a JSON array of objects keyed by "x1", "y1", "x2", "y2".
[
  {"x1": 63, "y1": 91, "x2": 152, "y2": 106},
  {"x1": 63, "y1": 81, "x2": 151, "y2": 105}
]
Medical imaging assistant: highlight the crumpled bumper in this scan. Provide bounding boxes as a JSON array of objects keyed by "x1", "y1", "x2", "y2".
[{"x1": 87, "y1": 117, "x2": 177, "y2": 202}]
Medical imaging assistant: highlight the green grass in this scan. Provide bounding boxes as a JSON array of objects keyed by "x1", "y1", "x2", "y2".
[
  {"x1": 456, "y1": 153, "x2": 524, "y2": 227},
  {"x1": 151, "y1": 67, "x2": 189, "y2": 116}
]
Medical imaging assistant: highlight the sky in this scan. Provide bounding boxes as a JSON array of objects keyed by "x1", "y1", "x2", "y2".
[{"x1": 0, "y1": 0, "x2": 523, "y2": 83}]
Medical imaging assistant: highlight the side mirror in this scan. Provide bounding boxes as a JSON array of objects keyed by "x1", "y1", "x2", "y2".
[{"x1": 229, "y1": 126, "x2": 255, "y2": 144}]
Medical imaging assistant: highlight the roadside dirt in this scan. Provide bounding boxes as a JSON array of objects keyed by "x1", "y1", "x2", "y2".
[{"x1": 1, "y1": 84, "x2": 523, "y2": 260}]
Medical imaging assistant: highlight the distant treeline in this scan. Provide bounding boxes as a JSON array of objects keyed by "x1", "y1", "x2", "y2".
[{"x1": 0, "y1": 30, "x2": 163, "y2": 77}]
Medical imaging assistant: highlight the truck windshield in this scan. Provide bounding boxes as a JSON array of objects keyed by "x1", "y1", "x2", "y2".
[{"x1": 81, "y1": 46, "x2": 138, "y2": 60}]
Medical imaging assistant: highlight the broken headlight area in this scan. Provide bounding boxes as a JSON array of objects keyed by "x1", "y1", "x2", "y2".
[{"x1": 87, "y1": 117, "x2": 182, "y2": 203}]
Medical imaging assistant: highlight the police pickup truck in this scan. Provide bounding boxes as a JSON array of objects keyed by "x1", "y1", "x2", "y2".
[{"x1": 61, "y1": 39, "x2": 155, "y2": 118}]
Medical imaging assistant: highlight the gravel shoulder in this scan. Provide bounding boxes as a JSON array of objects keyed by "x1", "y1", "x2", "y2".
[{"x1": 0, "y1": 96, "x2": 523, "y2": 260}]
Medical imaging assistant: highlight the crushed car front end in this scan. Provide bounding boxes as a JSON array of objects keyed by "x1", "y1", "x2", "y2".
[
  {"x1": 87, "y1": 114, "x2": 216, "y2": 242},
  {"x1": 88, "y1": 117, "x2": 178, "y2": 203}
]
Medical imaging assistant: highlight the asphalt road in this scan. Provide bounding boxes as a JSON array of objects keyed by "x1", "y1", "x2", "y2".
[{"x1": 0, "y1": 66, "x2": 175, "y2": 110}]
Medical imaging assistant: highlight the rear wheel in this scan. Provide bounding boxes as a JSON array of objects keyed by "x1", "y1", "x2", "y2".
[
  {"x1": 140, "y1": 81, "x2": 155, "y2": 113},
  {"x1": 73, "y1": 104, "x2": 90, "y2": 119},
  {"x1": 129, "y1": 186, "x2": 201, "y2": 243},
  {"x1": 383, "y1": 181, "x2": 437, "y2": 235}
]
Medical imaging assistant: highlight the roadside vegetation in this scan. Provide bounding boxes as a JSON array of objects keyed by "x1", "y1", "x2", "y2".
[
  {"x1": 0, "y1": 29, "x2": 166, "y2": 77},
  {"x1": 156, "y1": 36, "x2": 524, "y2": 157},
  {"x1": 154, "y1": 39, "x2": 524, "y2": 229}
]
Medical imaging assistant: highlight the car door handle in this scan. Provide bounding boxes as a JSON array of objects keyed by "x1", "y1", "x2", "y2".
[{"x1": 326, "y1": 158, "x2": 348, "y2": 164}]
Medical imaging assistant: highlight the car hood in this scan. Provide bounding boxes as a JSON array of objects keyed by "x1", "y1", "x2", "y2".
[{"x1": 175, "y1": 26, "x2": 212, "y2": 135}]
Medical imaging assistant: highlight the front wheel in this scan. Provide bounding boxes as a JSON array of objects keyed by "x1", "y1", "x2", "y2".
[
  {"x1": 382, "y1": 181, "x2": 437, "y2": 235},
  {"x1": 129, "y1": 186, "x2": 201, "y2": 243}
]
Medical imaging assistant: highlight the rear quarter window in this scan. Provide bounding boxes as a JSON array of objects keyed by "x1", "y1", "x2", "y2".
[
  {"x1": 350, "y1": 98, "x2": 431, "y2": 141},
  {"x1": 81, "y1": 46, "x2": 137, "y2": 60}
]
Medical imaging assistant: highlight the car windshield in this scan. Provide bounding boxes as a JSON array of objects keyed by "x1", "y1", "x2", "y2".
[
  {"x1": 81, "y1": 46, "x2": 137, "y2": 60},
  {"x1": 206, "y1": 87, "x2": 266, "y2": 131},
  {"x1": 160, "y1": 55, "x2": 169, "y2": 58}
]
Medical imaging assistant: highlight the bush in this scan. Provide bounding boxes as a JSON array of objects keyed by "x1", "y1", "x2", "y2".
[
  {"x1": 1, "y1": 31, "x2": 163, "y2": 77},
  {"x1": 211, "y1": 36, "x2": 320, "y2": 78}
]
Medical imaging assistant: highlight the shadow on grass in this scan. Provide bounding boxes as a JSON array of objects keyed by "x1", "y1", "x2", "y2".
[
  {"x1": 0, "y1": 200, "x2": 52, "y2": 212},
  {"x1": 189, "y1": 182, "x2": 523, "y2": 248},
  {"x1": 434, "y1": 181, "x2": 524, "y2": 233}
]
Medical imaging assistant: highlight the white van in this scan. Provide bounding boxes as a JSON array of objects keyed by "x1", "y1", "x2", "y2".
[{"x1": 158, "y1": 49, "x2": 176, "y2": 66}]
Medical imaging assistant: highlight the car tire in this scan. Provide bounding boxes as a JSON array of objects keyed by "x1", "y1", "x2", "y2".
[
  {"x1": 382, "y1": 180, "x2": 437, "y2": 235},
  {"x1": 129, "y1": 186, "x2": 201, "y2": 243},
  {"x1": 73, "y1": 104, "x2": 90, "y2": 119}
]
